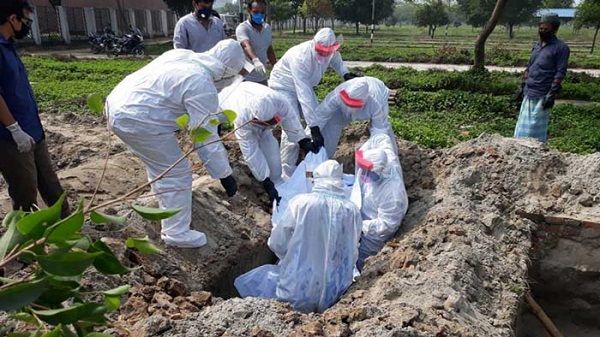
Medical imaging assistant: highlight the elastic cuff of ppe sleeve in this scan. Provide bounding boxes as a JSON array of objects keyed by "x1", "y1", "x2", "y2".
[{"x1": 6, "y1": 122, "x2": 21, "y2": 132}]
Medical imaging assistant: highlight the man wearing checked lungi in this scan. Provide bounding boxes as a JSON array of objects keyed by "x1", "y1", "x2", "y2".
[{"x1": 514, "y1": 14, "x2": 570, "y2": 143}]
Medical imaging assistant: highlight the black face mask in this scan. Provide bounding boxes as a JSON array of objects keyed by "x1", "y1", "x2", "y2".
[
  {"x1": 539, "y1": 31, "x2": 554, "y2": 42},
  {"x1": 10, "y1": 19, "x2": 31, "y2": 40},
  {"x1": 195, "y1": 8, "x2": 212, "y2": 20}
]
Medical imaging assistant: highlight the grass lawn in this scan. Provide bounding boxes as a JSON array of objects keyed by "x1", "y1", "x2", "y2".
[{"x1": 23, "y1": 55, "x2": 600, "y2": 154}]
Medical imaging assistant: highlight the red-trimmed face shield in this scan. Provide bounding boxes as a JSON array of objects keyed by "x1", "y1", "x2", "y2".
[
  {"x1": 315, "y1": 42, "x2": 340, "y2": 64},
  {"x1": 355, "y1": 149, "x2": 381, "y2": 183},
  {"x1": 251, "y1": 114, "x2": 283, "y2": 127},
  {"x1": 340, "y1": 90, "x2": 366, "y2": 108}
]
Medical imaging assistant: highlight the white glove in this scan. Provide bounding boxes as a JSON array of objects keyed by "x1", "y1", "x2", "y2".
[
  {"x1": 252, "y1": 58, "x2": 266, "y2": 76},
  {"x1": 7, "y1": 122, "x2": 35, "y2": 153}
]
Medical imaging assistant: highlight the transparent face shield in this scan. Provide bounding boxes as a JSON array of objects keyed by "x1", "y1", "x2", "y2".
[
  {"x1": 314, "y1": 34, "x2": 343, "y2": 65},
  {"x1": 355, "y1": 150, "x2": 381, "y2": 184}
]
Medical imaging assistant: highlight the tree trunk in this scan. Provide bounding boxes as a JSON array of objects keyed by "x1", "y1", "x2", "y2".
[
  {"x1": 592, "y1": 25, "x2": 599, "y2": 54},
  {"x1": 314, "y1": 17, "x2": 319, "y2": 32},
  {"x1": 293, "y1": 15, "x2": 297, "y2": 34},
  {"x1": 303, "y1": 17, "x2": 306, "y2": 34},
  {"x1": 331, "y1": 17, "x2": 334, "y2": 30},
  {"x1": 356, "y1": 21, "x2": 359, "y2": 35},
  {"x1": 508, "y1": 23, "x2": 514, "y2": 39},
  {"x1": 473, "y1": 0, "x2": 508, "y2": 71},
  {"x1": 431, "y1": 26, "x2": 437, "y2": 39}
]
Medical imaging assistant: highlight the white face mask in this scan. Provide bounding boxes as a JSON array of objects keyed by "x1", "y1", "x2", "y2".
[{"x1": 214, "y1": 75, "x2": 244, "y2": 92}]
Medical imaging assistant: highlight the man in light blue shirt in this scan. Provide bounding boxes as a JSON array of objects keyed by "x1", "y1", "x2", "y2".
[
  {"x1": 173, "y1": 0, "x2": 225, "y2": 53},
  {"x1": 236, "y1": 0, "x2": 277, "y2": 85}
]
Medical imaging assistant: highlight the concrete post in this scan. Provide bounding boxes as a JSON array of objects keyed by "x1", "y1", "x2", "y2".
[
  {"x1": 56, "y1": 6, "x2": 71, "y2": 44},
  {"x1": 160, "y1": 10, "x2": 169, "y2": 37},
  {"x1": 84, "y1": 7, "x2": 97, "y2": 35},
  {"x1": 109, "y1": 8, "x2": 119, "y2": 34},
  {"x1": 128, "y1": 9, "x2": 136, "y2": 29},
  {"x1": 145, "y1": 9, "x2": 154, "y2": 38},
  {"x1": 30, "y1": 6, "x2": 42, "y2": 45}
]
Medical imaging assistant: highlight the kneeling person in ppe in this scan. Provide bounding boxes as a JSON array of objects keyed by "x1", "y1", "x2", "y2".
[
  {"x1": 234, "y1": 160, "x2": 362, "y2": 313},
  {"x1": 269, "y1": 28, "x2": 359, "y2": 177},
  {"x1": 315, "y1": 76, "x2": 398, "y2": 159},
  {"x1": 351, "y1": 134, "x2": 408, "y2": 270},
  {"x1": 106, "y1": 40, "x2": 248, "y2": 248},
  {"x1": 219, "y1": 82, "x2": 316, "y2": 204}
]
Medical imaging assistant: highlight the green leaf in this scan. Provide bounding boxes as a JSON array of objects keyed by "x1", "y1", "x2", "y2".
[
  {"x1": 222, "y1": 109, "x2": 237, "y2": 123},
  {"x1": 103, "y1": 285, "x2": 131, "y2": 296},
  {"x1": 125, "y1": 236, "x2": 162, "y2": 255},
  {"x1": 209, "y1": 118, "x2": 220, "y2": 126},
  {"x1": 0, "y1": 277, "x2": 14, "y2": 284},
  {"x1": 16, "y1": 194, "x2": 65, "y2": 240},
  {"x1": 42, "y1": 325, "x2": 61, "y2": 337},
  {"x1": 131, "y1": 205, "x2": 181, "y2": 221},
  {"x1": 89, "y1": 241, "x2": 130, "y2": 275},
  {"x1": 191, "y1": 127, "x2": 212, "y2": 143},
  {"x1": 36, "y1": 277, "x2": 80, "y2": 306},
  {"x1": 0, "y1": 278, "x2": 48, "y2": 311},
  {"x1": 32, "y1": 303, "x2": 106, "y2": 325},
  {"x1": 104, "y1": 295, "x2": 121, "y2": 312},
  {"x1": 84, "y1": 333, "x2": 112, "y2": 337},
  {"x1": 90, "y1": 211, "x2": 126, "y2": 226},
  {"x1": 0, "y1": 210, "x2": 26, "y2": 260},
  {"x1": 175, "y1": 113, "x2": 190, "y2": 129},
  {"x1": 11, "y1": 312, "x2": 39, "y2": 326},
  {"x1": 87, "y1": 93, "x2": 105, "y2": 114},
  {"x1": 37, "y1": 251, "x2": 102, "y2": 277},
  {"x1": 46, "y1": 202, "x2": 84, "y2": 243}
]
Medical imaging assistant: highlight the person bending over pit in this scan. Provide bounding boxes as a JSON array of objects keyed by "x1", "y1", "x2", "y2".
[
  {"x1": 514, "y1": 14, "x2": 570, "y2": 143},
  {"x1": 351, "y1": 134, "x2": 408, "y2": 270},
  {"x1": 269, "y1": 28, "x2": 360, "y2": 178},
  {"x1": 106, "y1": 40, "x2": 250, "y2": 248},
  {"x1": 234, "y1": 160, "x2": 362, "y2": 313},
  {"x1": 314, "y1": 76, "x2": 398, "y2": 159},
  {"x1": 219, "y1": 81, "x2": 317, "y2": 205}
]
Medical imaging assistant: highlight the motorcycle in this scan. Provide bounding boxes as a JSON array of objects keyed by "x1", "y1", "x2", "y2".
[
  {"x1": 88, "y1": 26, "x2": 117, "y2": 55},
  {"x1": 110, "y1": 27, "x2": 145, "y2": 57}
]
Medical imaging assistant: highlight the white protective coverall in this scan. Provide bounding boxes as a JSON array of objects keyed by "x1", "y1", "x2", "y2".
[
  {"x1": 106, "y1": 40, "x2": 246, "y2": 248},
  {"x1": 268, "y1": 28, "x2": 350, "y2": 177},
  {"x1": 350, "y1": 134, "x2": 408, "y2": 270},
  {"x1": 234, "y1": 160, "x2": 362, "y2": 313},
  {"x1": 315, "y1": 76, "x2": 398, "y2": 158},
  {"x1": 219, "y1": 82, "x2": 306, "y2": 184}
]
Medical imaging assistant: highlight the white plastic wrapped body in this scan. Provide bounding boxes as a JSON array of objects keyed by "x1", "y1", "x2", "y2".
[
  {"x1": 235, "y1": 160, "x2": 362, "y2": 313},
  {"x1": 272, "y1": 149, "x2": 328, "y2": 229},
  {"x1": 220, "y1": 82, "x2": 305, "y2": 183},
  {"x1": 350, "y1": 134, "x2": 409, "y2": 269},
  {"x1": 314, "y1": 76, "x2": 398, "y2": 158}
]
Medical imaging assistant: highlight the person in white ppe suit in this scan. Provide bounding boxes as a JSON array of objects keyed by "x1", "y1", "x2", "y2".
[
  {"x1": 351, "y1": 134, "x2": 409, "y2": 270},
  {"x1": 219, "y1": 81, "x2": 317, "y2": 204},
  {"x1": 315, "y1": 76, "x2": 398, "y2": 158},
  {"x1": 106, "y1": 39, "x2": 248, "y2": 248},
  {"x1": 268, "y1": 28, "x2": 359, "y2": 177},
  {"x1": 234, "y1": 160, "x2": 362, "y2": 313}
]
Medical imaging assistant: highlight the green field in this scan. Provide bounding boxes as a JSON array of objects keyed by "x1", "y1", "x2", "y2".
[
  {"x1": 23, "y1": 55, "x2": 600, "y2": 154},
  {"x1": 144, "y1": 25, "x2": 600, "y2": 68}
]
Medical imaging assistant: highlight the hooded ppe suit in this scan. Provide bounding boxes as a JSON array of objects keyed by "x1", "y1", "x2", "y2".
[
  {"x1": 350, "y1": 134, "x2": 408, "y2": 270},
  {"x1": 268, "y1": 28, "x2": 350, "y2": 177},
  {"x1": 106, "y1": 39, "x2": 246, "y2": 248},
  {"x1": 219, "y1": 82, "x2": 306, "y2": 185},
  {"x1": 315, "y1": 76, "x2": 398, "y2": 158},
  {"x1": 234, "y1": 160, "x2": 362, "y2": 313}
]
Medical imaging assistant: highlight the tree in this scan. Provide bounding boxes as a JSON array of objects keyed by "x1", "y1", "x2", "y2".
[
  {"x1": 216, "y1": 2, "x2": 240, "y2": 15},
  {"x1": 271, "y1": 0, "x2": 295, "y2": 30},
  {"x1": 300, "y1": 0, "x2": 334, "y2": 32},
  {"x1": 575, "y1": 0, "x2": 600, "y2": 53},
  {"x1": 474, "y1": 0, "x2": 508, "y2": 70},
  {"x1": 415, "y1": 0, "x2": 450, "y2": 38},
  {"x1": 333, "y1": 0, "x2": 395, "y2": 35},
  {"x1": 457, "y1": 0, "x2": 541, "y2": 38},
  {"x1": 542, "y1": 0, "x2": 574, "y2": 8},
  {"x1": 391, "y1": 1, "x2": 419, "y2": 25},
  {"x1": 501, "y1": 0, "x2": 542, "y2": 39},
  {"x1": 162, "y1": 0, "x2": 192, "y2": 16}
]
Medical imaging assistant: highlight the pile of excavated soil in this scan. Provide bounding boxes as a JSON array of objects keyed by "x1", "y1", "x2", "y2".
[{"x1": 2, "y1": 115, "x2": 600, "y2": 337}]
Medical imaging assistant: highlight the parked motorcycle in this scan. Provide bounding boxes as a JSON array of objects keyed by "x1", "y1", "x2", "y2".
[
  {"x1": 88, "y1": 26, "x2": 117, "y2": 54},
  {"x1": 110, "y1": 27, "x2": 145, "y2": 57}
]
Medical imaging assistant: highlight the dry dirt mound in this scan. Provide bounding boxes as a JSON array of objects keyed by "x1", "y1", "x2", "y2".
[{"x1": 140, "y1": 132, "x2": 599, "y2": 337}]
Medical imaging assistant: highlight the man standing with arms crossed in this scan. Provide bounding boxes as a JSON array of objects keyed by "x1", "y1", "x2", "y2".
[
  {"x1": 0, "y1": 0, "x2": 69, "y2": 217},
  {"x1": 236, "y1": 0, "x2": 277, "y2": 85},
  {"x1": 515, "y1": 14, "x2": 570, "y2": 143}
]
